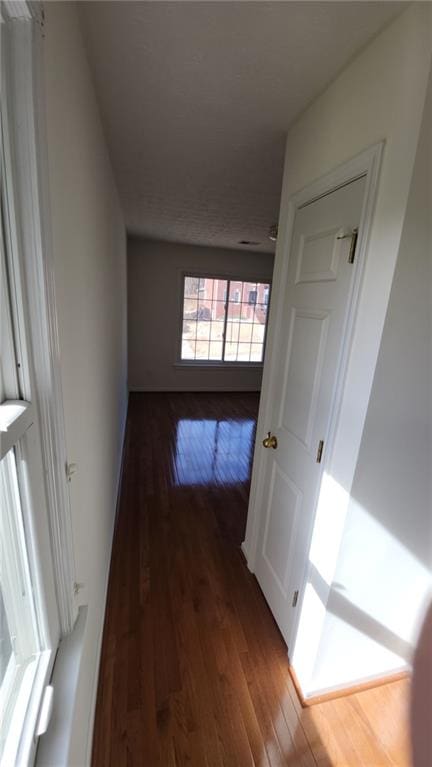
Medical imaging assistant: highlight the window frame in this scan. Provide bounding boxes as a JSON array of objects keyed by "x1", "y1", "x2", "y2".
[
  {"x1": 1, "y1": 0, "x2": 76, "y2": 636},
  {"x1": 0, "y1": 433, "x2": 55, "y2": 766},
  {"x1": 1, "y1": 2, "x2": 77, "y2": 763},
  {"x1": 1, "y1": 140, "x2": 60, "y2": 767},
  {"x1": 177, "y1": 271, "x2": 272, "y2": 367}
]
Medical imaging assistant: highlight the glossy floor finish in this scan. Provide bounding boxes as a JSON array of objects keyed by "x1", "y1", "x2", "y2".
[{"x1": 92, "y1": 392, "x2": 411, "y2": 766}]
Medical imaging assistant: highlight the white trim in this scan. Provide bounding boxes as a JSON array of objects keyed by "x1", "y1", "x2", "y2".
[
  {"x1": 1, "y1": 2, "x2": 43, "y2": 23},
  {"x1": 0, "y1": 401, "x2": 33, "y2": 459},
  {"x1": 129, "y1": 386, "x2": 262, "y2": 393},
  {"x1": 35, "y1": 609, "x2": 87, "y2": 767},
  {"x1": 86, "y1": 401, "x2": 129, "y2": 764},
  {"x1": 85, "y1": 400, "x2": 128, "y2": 763},
  {"x1": 177, "y1": 270, "x2": 272, "y2": 367},
  {"x1": 302, "y1": 663, "x2": 409, "y2": 703},
  {"x1": 0, "y1": 434, "x2": 55, "y2": 767},
  {"x1": 173, "y1": 362, "x2": 264, "y2": 370},
  {"x1": 1, "y1": 8, "x2": 76, "y2": 634},
  {"x1": 240, "y1": 540, "x2": 252, "y2": 568},
  {"x1": 243, "y1": 143, "x2": 384, "y2": 646}
]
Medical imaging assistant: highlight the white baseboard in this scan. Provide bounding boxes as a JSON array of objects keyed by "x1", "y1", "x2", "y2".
[
  {"x1": 84, "y1": 592, "x2": 108, "y2": 764},
  {"x1": 241, "y1": 540, "x2": 255, "y2": 572},
  {"x1": 129, "y1": 386, "x2": 262, "y2": 393},
  {"x1": 85, "y1": 397, "x2": 129, "y2": 764}
]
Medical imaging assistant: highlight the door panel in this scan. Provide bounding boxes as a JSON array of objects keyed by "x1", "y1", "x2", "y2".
[
  {"x1": 255, "y1": 175, "x2": 367, "y2": 647},
  {"x1": 295, "y1": 227, "x2": 340, "y2": 284},
  {"x1": 263, "y1": 462, "x2": 303, "y2": 597},
  {"x1": 280, "y1": 309, "x2": 329, "y2": 448}
]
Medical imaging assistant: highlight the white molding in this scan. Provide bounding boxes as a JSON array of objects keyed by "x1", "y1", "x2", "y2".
[
  {"x1": 0, "y1": 400, "x2": 33, "y2": 458},
  {"x1": 2, "y1": 11, "x2": 77, "y2": 634},
  {"x1": 243, "y1": 143, "x2": 384, "y2": 640},
  {"x1": 302, "y1": 662, "x2": 409, "y2": 702},
  {"x1": 84, "y1": 401, "x2": 128, "y2": 764},
  {"x1": 173, "y1": 362, "x2": 264, "y2": 369},
  {"x1": 129, "y1": 386, "x2": 262, "y2": 393},
  {"x1": 240, "y1": 540, "x2": 253, "y2": 571},
  {"x1": 175, "y1": 269, "x2": 272, "y2": 367},
  {"x1": 1, "y1": 1, "x2": 43, "y2": 23}
]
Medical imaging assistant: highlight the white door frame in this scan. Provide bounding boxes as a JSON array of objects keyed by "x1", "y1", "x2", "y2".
[{"x1": 243, "y1": 142, "x2": 384, "y2": 651}]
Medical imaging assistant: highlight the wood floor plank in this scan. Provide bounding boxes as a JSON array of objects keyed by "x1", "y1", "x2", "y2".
[{"x1": 92, "y1": 392, "x2": 409, "y2": 767}]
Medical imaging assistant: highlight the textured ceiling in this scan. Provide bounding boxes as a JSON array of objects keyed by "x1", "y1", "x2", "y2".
[{"x1": 80, "y1": 1, "x2": 405, "y2": 254}]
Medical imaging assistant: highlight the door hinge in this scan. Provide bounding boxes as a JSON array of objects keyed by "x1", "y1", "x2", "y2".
[
  {"x1": 66, "y1": 462, "x2": 77, "y2": 482},
  {"x1": 316, "y1": 439, "x2": 324, "y2": 463},
  {"x1": 292, "y1": 590, "x2": 299, "y2": 607},
  {"x1": 337, "y1": 227, "x2": 359, "y2": 264}
]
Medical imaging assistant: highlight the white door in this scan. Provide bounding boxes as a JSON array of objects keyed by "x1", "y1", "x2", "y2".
[{"x1": 255, "y1": 175, "x2": 366, "y2": 648}]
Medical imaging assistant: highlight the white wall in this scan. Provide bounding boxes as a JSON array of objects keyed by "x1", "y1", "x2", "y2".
[
  {"x1": 306, "y1": 62, "x2": 432, "y2": 695},
  {"x1": 128, "y1": 238, "x2": 274, "y2": 391},
  {"x1": 244, "y1": 3, "x2": 432, "y2": 696},
  {"x1": 38, "y1": 2, "x2": 127, "y2": 763}
]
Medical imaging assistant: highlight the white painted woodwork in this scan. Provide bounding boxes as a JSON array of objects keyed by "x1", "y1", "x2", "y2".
[
  {"x1": 244, "y1": 4, "x2": 432, "y2": 697},
  {"x1": 254, "y1": 176, "x2": 367, "y2": 646}
]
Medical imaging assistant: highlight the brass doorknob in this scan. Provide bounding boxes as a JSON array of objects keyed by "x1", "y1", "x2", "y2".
[{"x1": 263, "y1": 431, "x2": 278, "y2": 449}]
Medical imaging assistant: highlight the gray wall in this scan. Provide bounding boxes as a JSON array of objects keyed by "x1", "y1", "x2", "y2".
[
  {"x1": 128, "y1": 238, "x2": 274, "y2": 391},
  {"x1": 309, "y1": 62, "x2": 432, "y2": 693},
  {"x1": 38, "y1": 3, "x2": 127, "y2": 763}
]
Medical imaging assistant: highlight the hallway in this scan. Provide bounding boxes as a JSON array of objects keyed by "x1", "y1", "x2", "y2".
[{"x1": 92, "y1": 392, "x2": 410, "y2": 766}]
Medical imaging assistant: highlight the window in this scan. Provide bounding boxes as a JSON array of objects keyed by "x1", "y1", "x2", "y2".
[
  {"x1": 180, "y1": 275, "x2": 271, "y2": 364},
  {"x1": 0, "y1": 206, "x2": 57, "y2": 764},
  {"x1": 0, "y1": 142, "x2": 61, "y2": 759},
  {"x1": 0, "y1": 9, "x2": 65, "y2": 760}
]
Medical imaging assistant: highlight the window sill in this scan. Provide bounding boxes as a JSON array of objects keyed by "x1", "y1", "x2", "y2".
[
  {"x1": 36, "y1": 607, "x2": 87, "y2": 767},
  {"x1": 174, "y1": 362, "x2": 264, "y2": 370}
]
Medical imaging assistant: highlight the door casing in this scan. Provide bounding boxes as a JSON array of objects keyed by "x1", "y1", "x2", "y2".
[{"x1": 243, "y1": 142, "x2": 384, "y2": 654}]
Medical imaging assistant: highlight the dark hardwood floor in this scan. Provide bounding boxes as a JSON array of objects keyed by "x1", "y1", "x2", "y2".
[{"x1": 92, "y1": 392, "x2": 410, "y2": 767}]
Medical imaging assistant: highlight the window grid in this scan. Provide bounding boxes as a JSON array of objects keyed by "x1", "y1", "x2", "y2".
[
  {"x1": 225, "y1": 281, "x2": 268, "y2": 363},
  {"x1": 181, "y1": 276, "x2": 270, "y2": 364}
]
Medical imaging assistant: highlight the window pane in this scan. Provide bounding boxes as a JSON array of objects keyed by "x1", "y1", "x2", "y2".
[
  {"x1": 181, "y1": 277, "x2": 227, "y2": 361},
  {"x1": 184, "y1": 276, "x2": 200, "y2": 298},
  {"x1": 210, "y1": 321, "x2": 224, "y2": 341},
  {"x1": 182, "y1": 276, "x2": 270, "y2": 364},
  {"x1": 238, "y1": 323, "x2": 253, "y2": 344},
  {"x1": 225, "y1": 317, "x2": 239, "y2": 344},
  {"x1": 182, "y1": 319, "x2": 197, "y2": 360},
  {"x1": 0, "y1": 588, "x2": 12, "y2": 684},
  {"x1": 236, "y1": 344, "x2": 252, "y2": 362},
  {"x1": 0, "y1": 449, "x2": 41, "y2": 761},
  {"x1": 181, "y1": 339, "x2": 195, "y2": 360},
  {"x1": 223, "y1": 343, "x2": 237, "y2": 361},
  {"x1": 183, "y1": 297, "x2": 198, "y2": 317},
  {"x1": 252, "y1": 323, "x2": 265, "y2": 343},
  {"x1": 242, "y1": 281, "x2": 256, "y2": 302},
  {"x1": 196, "y1": 318, "x2": 211, "y2": 342},
  {"x1": 250, "y1": 343, "x2": 264, "y2": 362},
  {"x1": 209, "y1": 341, "x2": 223, "y2": 360},
  {"x1": 255, "y1": 303, "x2": 268, "y2": 323},
  {"x1": 195, "y1": 341, "x2": 210, "y2": 360},
  {"x1": 211, "y1": 300, "x2": 225, "y2": 322}
]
